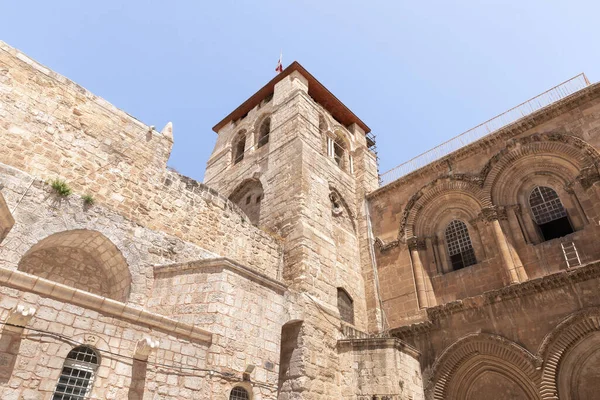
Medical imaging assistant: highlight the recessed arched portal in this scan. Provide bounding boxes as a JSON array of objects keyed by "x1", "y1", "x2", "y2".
[{"x1": 18, "y1": 229, "x2": 131, "y2": 302}]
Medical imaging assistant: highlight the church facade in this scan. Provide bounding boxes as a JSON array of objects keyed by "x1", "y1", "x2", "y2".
[{"x1": 0, "y1": 40, "x2": 599, "y2": 399}]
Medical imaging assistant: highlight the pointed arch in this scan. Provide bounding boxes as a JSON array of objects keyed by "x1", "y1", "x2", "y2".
[
  {"x1": 537, "y1": 307, "x2": 600, "y2": 400},
  {"x1": 427, "y1": 333, "x2": 541, "y2": 400},
  {"x1": 228, "y1": 178, "x2": 264, "y2": 226},
  {"x1": 17, "y1": 229, "x2": 131, "y2": 301}
]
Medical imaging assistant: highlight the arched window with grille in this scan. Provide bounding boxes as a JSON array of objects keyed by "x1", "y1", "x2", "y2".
[
  {"x1": 337, "y1": 288, "x2": 354, "y2": 325},
  {"x1": 445, "y1": 220, "x2": 477, "y2": 271},
  {"x1": 232, "y1": 131, "x2": 246, "y2": 164},
  {"x1": 230, "y1": 386, "x2": 250, "y2": 400},
  {"x1": 528, "y1": 186, "x2": 573, "y2": 241},
  {"x1": 52, "y1": 346, "x2": 99, "y2": 400},
  {"x1": 257, "y1": 117, "x2": 270, "y2": 148}
]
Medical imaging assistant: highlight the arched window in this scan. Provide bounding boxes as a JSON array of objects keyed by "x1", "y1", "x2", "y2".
[
  {"x1": 52, "y1": 346, "x2": 99, "y2": 400},
  {"x1": 529, "y1": 186, "x2": 573, "y2": 241},
  {"x1": 333, "y1": 136, "x2": 346, "y2": 169},
  {"x1": 258, "y1": 117, "x2": 270, "y2": 148},
  {"x1": 230, "y1": 386, "x2": 250, "y2": 400},
  {"x1": 233, "y1": 131, "x2": 246, "y2": 164},
  {"x1": 337, "y1": 288, "x2": 354, "y2": 325},
  {"x1": 445, "y1": 220, "x2": 477, "y2": 271}
]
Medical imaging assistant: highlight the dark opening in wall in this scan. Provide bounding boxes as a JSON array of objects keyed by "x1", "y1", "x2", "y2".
[
  {"x1": 445, "y1": 220, "x2": 477, "y2": 271},
  {"x1": 337, "y1": 288, "x2": 354, "y2": 325},
  {"x1": 233, "y1": 131, "x2": 246, "y2": 164},
  {"x1": 278, "y1": 321, "x2": 303, "y2": 394},
  {"x1": 529, "y1": 186, "x2": 574, "y2": 241},
  {"x1": 258, "y1": 117, "x2": 271, "y2": 148}
]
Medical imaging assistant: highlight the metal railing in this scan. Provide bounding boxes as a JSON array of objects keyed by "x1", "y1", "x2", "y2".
[{"x1": 379, "y1": 73, "x2": 591, "y2": 187}]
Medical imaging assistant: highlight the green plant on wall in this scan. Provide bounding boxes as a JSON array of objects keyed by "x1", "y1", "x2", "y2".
[
  {"x1": 82, "y1": 194, "x2": 95, "y2": 205},
  {"x1": 50, "y1": 178, "x2": 72, "y2": 197}
]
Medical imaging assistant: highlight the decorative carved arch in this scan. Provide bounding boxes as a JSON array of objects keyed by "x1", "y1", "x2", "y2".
[
  {"x1": 398, "y1": 176, "x2": 488, "y2": 241},
  {"x1": 537, "y1": 307, "x2": 600, "y2": 400},
  {"x1": 481, "y1": 133, "x2": 600, "y2": 204},
  {"x1": 328, "y1": 185, "x2": 356, "y2": 232},
  {"x1": 427, "y1": 333, "x2": 541, "y2": 400}
]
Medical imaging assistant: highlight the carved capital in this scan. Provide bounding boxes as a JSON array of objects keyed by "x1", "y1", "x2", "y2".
[
  {"x1": 576, "y1": 165, "x2": 600, "y2": 190},
  {"x1": 407, "y1": 237, "x2": 427, "y2": 251},
  {"x1": 5, "y1": 305, "x2": 36, "y2": 332},
  {"x1": 480, "y1": 206, "x2": 508, "y2": 222},
  {"x1": 135, "y1": 337, "x2": 160, "y2": 360}
]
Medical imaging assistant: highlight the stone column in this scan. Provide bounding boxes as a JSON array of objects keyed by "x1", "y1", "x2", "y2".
[
  {"x1": 483, "y1": 207, "x2": 527, "y2": 284},
  {"x1": 408, "y1": 237, "x2": 436, "y2": 308}
]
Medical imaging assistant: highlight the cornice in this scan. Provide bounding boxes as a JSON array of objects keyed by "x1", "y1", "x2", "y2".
[
  {"x1": 369, "y1": 82, "x2": 600, "y2": 199},
  {"x1": 390, "y1": 261, "x2": 600, "y2": 339},
  {"x1": 337, "y1": 337, "x2": 421, "y2": 359},
  {"x1": 0, "y1": 267, "x2": 212, "y2": 343},
  {"x1": 153, "y1": 257, "x2": 287, "y2": 293}
]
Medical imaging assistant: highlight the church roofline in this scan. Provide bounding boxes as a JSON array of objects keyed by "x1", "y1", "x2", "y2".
[{"x1": 212, "y1": 61, "x2": 371, "y2": 134}]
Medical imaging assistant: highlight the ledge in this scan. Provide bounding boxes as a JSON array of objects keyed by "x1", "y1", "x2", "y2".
[
  {"x1": 337, "y1": 337, "x2": 421, "y2": 359},
  {"x1": 390, "y1": 260, "x2": 600, "y2": 338},
  {"x1": 0, "y1": 267, "x2": 212, "y2": 344},
  {"x1": 153, "y1": 257, "x2": 287, "y2": 293}
]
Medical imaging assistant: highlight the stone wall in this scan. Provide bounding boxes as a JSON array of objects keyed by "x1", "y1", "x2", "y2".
[
  {"x1": 391, "y1": 262, "x2": 600, "y2": 400},
  {"x1": 368, "y1": 84, "x2": 600, "y2": 327},
  {"x1": 0, "y1": 40, "x2": 282, "y2": 278}
]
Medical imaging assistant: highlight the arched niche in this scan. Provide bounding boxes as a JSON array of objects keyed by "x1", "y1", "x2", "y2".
[
  {"x1": 228, "y1": 179, "x2": 264, "y2": 226},
  {"x1": 428, "y1": 334, "x2": 540, "y2": 400},
  {"x1": 17, "y1": 229, "x2": 131, "y2": 302}
]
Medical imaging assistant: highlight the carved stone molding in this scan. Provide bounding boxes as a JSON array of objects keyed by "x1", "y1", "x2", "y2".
[
  {"x1": 374, "y1": 237, "x2": 399, "y2": 252},
  {"x1": 537, "y1": 307, "x2": 600, "y2": 400},
  {"x1": 576, "y1": 164, "x2": 600, "y2": 189},
  {"x1": 407, "y1": 237, "x2": 427, "y2": 251},
  {"x1": 425, "y1": 333, "x2": 541, "y2": 400},
  {"x1": 480, "y1": 206, "x2": 508, "y2": 222}
]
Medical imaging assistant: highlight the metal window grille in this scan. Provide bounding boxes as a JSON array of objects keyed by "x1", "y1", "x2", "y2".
[
  {"x1": 52, "y1": 346, "x2": 99, "y2": 400},
  {"x1": 445, "y1": 220, "x2": 477, "y2": 270},
  {"x1": 230, "y1": 386, "x2": 250, "y2": 400},
  {"x1": 529, "y1": 186, "x2": 568, "y2": 225}
]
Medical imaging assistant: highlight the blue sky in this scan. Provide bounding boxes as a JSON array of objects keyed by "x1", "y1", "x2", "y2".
[{"x1": 2, "y1": 1, "x2": 599, "y2": 182}]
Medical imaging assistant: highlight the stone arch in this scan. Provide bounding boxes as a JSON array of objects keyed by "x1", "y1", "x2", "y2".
[
  {"x1": 400, "y1": 177, "x2": 488, "y2": 240},
  {"x1": 255, "y1": 114, "x2": 271, "y2": 148},
  {"x1": 537, "y1": 307, "x2": 600, "y2": 400},
  {"x1": 427, "y1": 333, "x2": 540, "y2": 400},
  {"x1": 482, "y1": 133, "x2": 600, "y2": 205},
  {"x1": 228, "y1": 178, "x2": 264, "y2": 226},
  {"x1": 0, "y1": 191, "x2": 15, "y2": 243},
  {"x1": 332, "y1": 128, "x2": 351, "y2": 171},
  {"x1": 328, "y1": 185, "x2": 356, "y2": 232},
  {"x1": 232, "y1": 129, "x2": 247, "y2": 164},
  {"x1": 17, "y1": 229, "x2": 131, "y2": 302}
]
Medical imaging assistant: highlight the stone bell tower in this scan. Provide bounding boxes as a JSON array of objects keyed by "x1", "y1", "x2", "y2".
[{"x1": 205, "y1": 63, "x2": 380, "y2": 399}]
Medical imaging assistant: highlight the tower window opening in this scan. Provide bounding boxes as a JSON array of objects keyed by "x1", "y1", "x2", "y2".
[
  {"x1": 445, "y1": 220, "x2": 477, "y2": 271},
  {"x1": 529, "y1": 186, "x2": 573, "y2": 241},
  {"x1": 258, "y1": 117, "x2": 271, "y2": 148},
  {"x1": 334, "y1": 137, "x2": 346, "y2": 169},
  {"x1": 52, "y1": 346, "x2": 99, "y2": 400},
  {"x1": 230, "y1": 386, "x2": 250, "y2": 400},
  {"x1": 233, "y1": 131, "x2": 246, "y2": 164},
  {"x1": 337, "y1": 288, "x2": 354, "y2": 325},
  {"x1": 246, "y1": 195, "x2": 251, "y2": 205}
]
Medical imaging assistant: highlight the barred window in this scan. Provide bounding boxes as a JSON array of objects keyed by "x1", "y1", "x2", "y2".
[
  {"x1": 337, "y1": 288, "x2": 354, "y2": 325},
  {"x1": 445, "y1": 220, "x2": 477, "y2": 271},
  {"x1": 258, "y1": 117, "x2": 270, "y2": 148},
  {"x1": 230, "y1": 386, "x2": 250, "y2": 400},
  {"x1": 528, "y1": 186, "x2": 573, "y2": 241},
  {"x1": 529, "y1": 186, "x2": 567, "y2": 224},
  {"x1": 52, "y1": 346, "x2": 99, "y2": 400}
]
